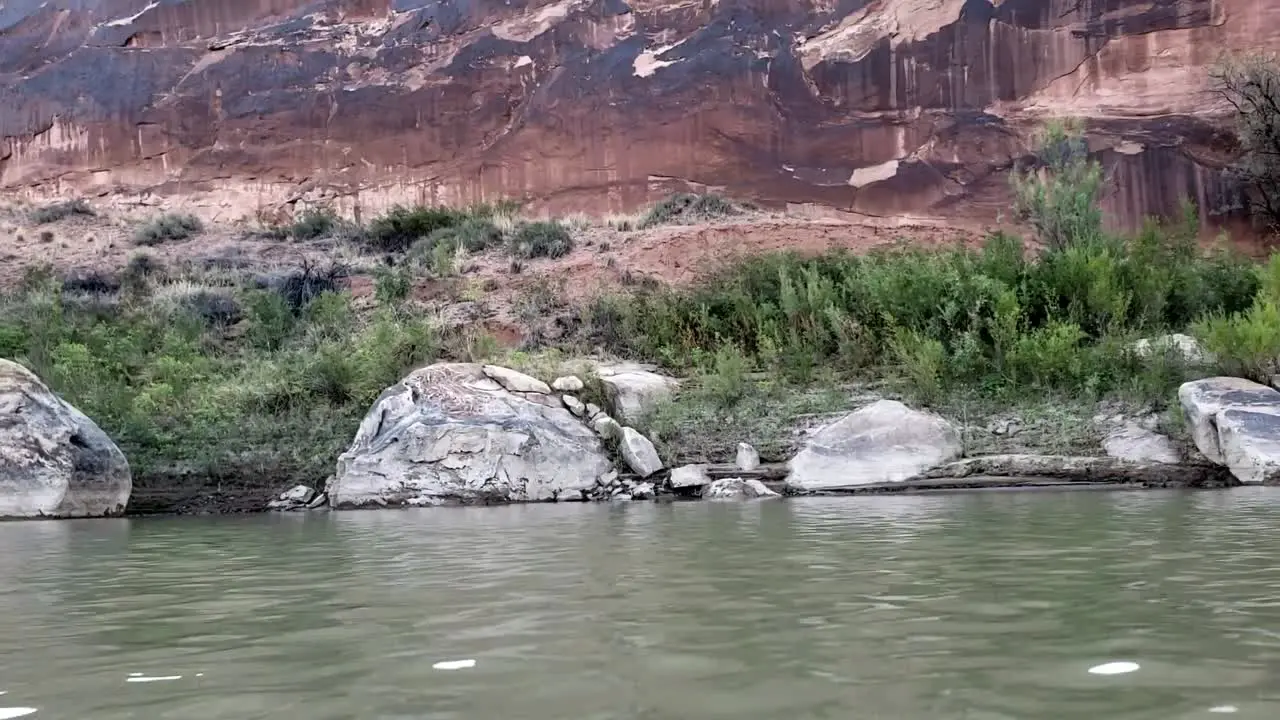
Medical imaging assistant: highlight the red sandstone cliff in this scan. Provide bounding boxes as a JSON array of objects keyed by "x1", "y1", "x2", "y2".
[{"x1": 1, "y1": 0, "x2": 1275, "y2": 227}]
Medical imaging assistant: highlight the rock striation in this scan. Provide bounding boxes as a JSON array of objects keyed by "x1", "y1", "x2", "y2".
[
  {"x1": 0, "y1": 359, "x2": 131, "y2": 518},
  {"x1": 4, "y1": 0, "x2": 1271, "y2": 227}
]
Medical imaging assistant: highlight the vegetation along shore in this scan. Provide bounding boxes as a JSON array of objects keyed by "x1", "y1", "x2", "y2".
[{"x1": 6, "y1": 78, "x2": 1280, "y2": 514}]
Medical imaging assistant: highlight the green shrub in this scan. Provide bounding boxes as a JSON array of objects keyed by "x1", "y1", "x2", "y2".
[
  {"x1": 284, "y1": 209, "x2": 338, "y2": 240},
  {"x1": 582, "y1": 213, "x2": 1258, "y2": 403},
  {"x1": 30, "y1": 198, "x2": 94, "y2": 225},
  {"x1": 0, "y1": 276, "x2": 446, "y2": 489},
  {"x1": 509, "y1": 221, "x2": 573, "y2": 259},
  {"x1": 1011, "y1": 119, "x2": 1104, "y2": 250},
  {"x1": 373, "y1": 265, "x2": 413, "y2": 306},
  {"x1": 637, "y1": 193, "x2": 743, "y2": 229},
  {"x1": 134, "y1": 213, "x2": 204, "y2": 245},
  {"x1": 363, "y1": 205, "x2": 467, "y2": 253}
]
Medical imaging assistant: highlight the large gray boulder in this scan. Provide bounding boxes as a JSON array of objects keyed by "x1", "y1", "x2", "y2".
[
  {"x1": 331, "y1": 363, "x2": 613, "y2": 508},
  {"x1": 597, "y1": 363, "x2": 678, "y2": 424},
  {"x1": 0, "y1": 359, "x2": 131, "y2": 518},
  {"x1": 1179, "y1": 377, "x2": 1280, "y2": 484},
  {"x1": 620, "y1": 427, "x2": 664, "y2": 478},
  {"x1": 786, "y1": 399, "x2": 962, "y2": 491}
]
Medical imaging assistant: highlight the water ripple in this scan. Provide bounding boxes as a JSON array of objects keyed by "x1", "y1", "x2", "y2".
[{"x1": 1, "y1": 490, "x2": 1280, "y2": 718}]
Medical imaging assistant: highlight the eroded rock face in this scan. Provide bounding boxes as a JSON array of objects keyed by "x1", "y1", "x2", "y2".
[
  {"x1": 787, "y1": 399, "x2": 961, "y2": 491},
  {"x1": 4, "y1": 0, "x2": 1267, "y2": 227},
  {"x1": 331, "y1": 362, "x2": 612, "y2": 508},
  {"x1": 0, "y1": 359, "x2": 131, "y2": 518}
]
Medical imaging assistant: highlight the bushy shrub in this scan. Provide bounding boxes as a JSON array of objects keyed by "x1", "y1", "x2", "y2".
[
  {"x1": 373, "y1": 265, "x2": 413, "y2": 306},
  {"x1": 362, "y1": 205, "x2": 467, "y2": 253},
  {"x1": 134, "y1": 213, "x2": 204, "y2": 245},
  {"x1": 61, "y1": 269, "x2": 120, "y2": 296},
  {"x1": 637, "y1": 193, "x2": 743, "y2": 229},
  {"x1": 1011, "y1": 119, "x2": 1105, "y2": 250},
  {"x1": 272, "y1": 261, "x2": 348, "y2": 314},
  {"x1": 509, "y1": 221, "x2": 572, "y2": 259},
  {"x1": 181, "y1": 290, "x2": 243, "y2": 328},
  {"x1": 30, "y1": 199, "x2": 94, "y2": 225},
  {"x1": 585, "y1": 211, "x2": 1260, "y2": 401},
  {"x1": 0, "y1": 272, "x2": 446, "y2": 488},
  {"x1": 284, "y1": 209, "x2": 338, "y2": 240}
]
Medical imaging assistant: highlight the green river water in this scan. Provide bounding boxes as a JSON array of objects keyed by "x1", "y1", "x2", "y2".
[{"x1": 1, "y1": 489, "x2": 1279, "y2": 719}]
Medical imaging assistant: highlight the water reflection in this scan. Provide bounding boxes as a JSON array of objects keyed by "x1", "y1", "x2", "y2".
[{"x1": 1, "y1": 490, "x2": 1279, "y2": 718}]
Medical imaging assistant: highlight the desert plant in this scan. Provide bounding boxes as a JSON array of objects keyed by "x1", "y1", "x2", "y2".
[
  {"x1": 1011, "y1": 119, "x2": 1106, "y2": 250},
  {"x1": 362, "y1": 205, "x2": 467, "y2": 253},
  {"x1": 373, "y1": 265, "x2": 413, "y2": 305},
  {"x1": 637, "y1": 193, "x2": 743, "y2": 229},
  {"x1": 509, "y1": 221, "x2": 573, "y2": 259},
  {"x1": 30, "y1": 198, "x2": 94, "y2": 225},
  {"x1": 134, "y1": 213, "x2": 204, "y2": 245}
]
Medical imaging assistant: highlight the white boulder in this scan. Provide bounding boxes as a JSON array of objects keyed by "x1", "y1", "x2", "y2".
[
  {"x1": 1179, "y1": 377, "x2": 1280, "y2": 465},
  {"x1": 597, "y1": 363, "x2": 678, "y2": 424},
  {"x1": 704, "y1": 478, "x2": 780, "y2": 500},
  {"x1": 0, "y1": 359, "x2": 131, "y2": 518},
  {"x1": 620, "y1": 427, "x2": 663, "y2": 478},
  {"x1": 552, "y1": 375, "x2": 584, "y2": 392},
  {"x1": 786, "y1": 399, "x2": 962, "y2": 491},
  {"x1": 735, "y1": 442, "x2": 760, "y2": 471},
  {"x1": 669, "y1": 464, "x2": 712, "y2": 488},
  {"x1": 331, "y1": 363, "x2": 612, "y2": 507}
]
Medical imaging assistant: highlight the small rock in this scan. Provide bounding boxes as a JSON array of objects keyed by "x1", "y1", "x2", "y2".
[
  {"x1": 591, "y1": 414, "x2": 622, "y2": 441},
  {"x1": 704, "y1": 478, "x2": 781, "y2": 500},
  {"x1": 280, "y1": 485, "x2": 316, "y2": 504},
  {"x1": 563, "y1": 395, "x2": 586, "y2": 417},
  {"x1": 598, "y1": 469, "x2": 618, "y2": 487},
  {"x1": 620, "y1": 427, "x2": 664, "y2": 477},
  {"x1": 266, "y1": 499, "x2": 293, "y2": 510},
  {"x1": 552, "y1": 375, "x2": 585, "y2": 392},
  {"x1": 610, "y1": 493, "x2": 632, "y2": 502},
  {"x1": 481, "y1": 364, "x2": 552, "y2": 395},
  {"x1": 630, "y1": 482, "x2": 656, "y2": 500},
  {"x1": 735, "y1": 443, "x2": 760, "y2": 472},
  {"x1": 670, "y1": 464, "x2": 712, "y2": 488},
  {"x1": 585, "y1": 403, "x2": 603, "y2": 419},
  {"x1": 306, "y1": 492, "x2": 329, "y2": 509}
]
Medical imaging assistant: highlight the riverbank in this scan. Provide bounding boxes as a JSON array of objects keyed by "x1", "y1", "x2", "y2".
[{"x1": 2, "y1": 176, "x2": 1280, "y2": 513}]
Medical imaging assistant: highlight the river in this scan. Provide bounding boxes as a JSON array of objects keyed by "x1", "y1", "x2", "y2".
[{"x1": 1, "y1": 490, "x2": 1278, "y2": 718}]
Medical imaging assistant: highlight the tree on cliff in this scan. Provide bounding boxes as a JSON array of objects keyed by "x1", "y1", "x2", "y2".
[
  {"x1": 1010, "y1": 119, "x2": 1106, "y2": 250},
  {"x1": 1212, "y1": 53, "x2": 1280, "y2": 231}
]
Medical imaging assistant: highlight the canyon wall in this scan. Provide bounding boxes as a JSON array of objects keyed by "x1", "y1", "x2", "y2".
[{"x1": 1, "y1": 0, "x2": 1276, "y2": 226}]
